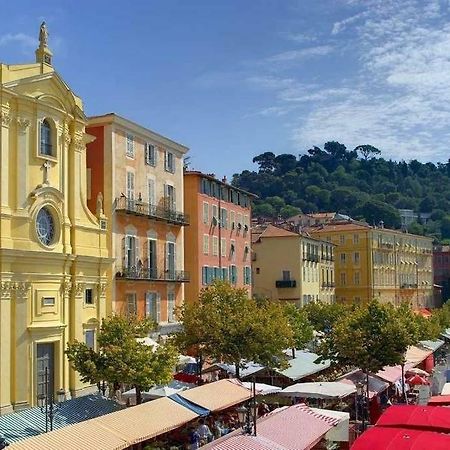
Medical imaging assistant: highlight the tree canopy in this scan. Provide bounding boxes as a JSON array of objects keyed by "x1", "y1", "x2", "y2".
[
  {"x1": 174, "y1": 281, "x2": 294, "y2": 377},
  {"x1": 66, "y1": 315, "x2": 178, "y2": 404},
  {"x1": 233, "y1": 143, "x2": 450, "y2": 241}
]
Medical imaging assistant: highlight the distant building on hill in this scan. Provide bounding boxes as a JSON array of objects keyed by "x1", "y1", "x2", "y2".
[
  {"x1": 287, "y1": 212, "x2": 352, "y2": 228},
  {"x1": 308, "y1": 220, "x2": 435, "y2": 308},
  {"x1": 398, "y1": 209, "x2": 432, "y2": 228}
]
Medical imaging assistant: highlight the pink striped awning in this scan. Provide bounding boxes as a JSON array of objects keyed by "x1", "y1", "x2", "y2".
[{"x1": 203, "y1": 404, "x2": 340, "y2": 450}]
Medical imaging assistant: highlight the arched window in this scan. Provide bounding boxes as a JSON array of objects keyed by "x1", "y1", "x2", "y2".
[{"x1": 40, "y1": 119, "x2": 53, "y2": 156}]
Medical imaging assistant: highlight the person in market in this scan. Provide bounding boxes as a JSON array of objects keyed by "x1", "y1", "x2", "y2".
[
  {"x1": 187, "y1": 426, "x2": 200, "y2": 450},
  {"x1": 196, "y1": 418, "x2": 213, "y2": 445}
]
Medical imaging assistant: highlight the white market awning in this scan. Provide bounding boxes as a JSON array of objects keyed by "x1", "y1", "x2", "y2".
[{"x1": 280, "y1": 382, "x2": 356, "y2": 399}]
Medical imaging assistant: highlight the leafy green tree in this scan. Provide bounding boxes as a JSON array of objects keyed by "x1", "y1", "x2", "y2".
[
  {"x1": 408, "y1": 221, "x2": 424, "y2": 235},
  {"x1": 441, "y1": 215, "x2": 450, "y2": 239},
  {"x1": 66, "y1": 315, "x2": 178, "y2": 404},
  {"x1": 354, "y1": 144, "x2": 381, "y2": 160},
  {"x1": 175, "y1": 281, "x2": 294, "y2": 378},
  {"x1": 303, "y1": 301, "x2": 350, "y2": 334},
  {"x1": 280, "y1": 205, "x2": 300, "y2": 219},
  {"x1": 253, "y1": 152, "x2": 276, "y2": 173},
  {"x1": 253, "y1": 203, "x2": 275, "y2": 218},
  {"x1": 284, "y1": 304, "x2": 314, "y2": 351},
  {"x1": 356, "y1": 199, "x2": 401, "y2": 228}
]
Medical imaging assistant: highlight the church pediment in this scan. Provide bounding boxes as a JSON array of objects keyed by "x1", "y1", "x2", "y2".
[
  {"x1": 3, "y1": 71, "x2": 84, "y2": 118},
  {"x1": 29, "y1": 185, "x2": 64, "y2": 204}
]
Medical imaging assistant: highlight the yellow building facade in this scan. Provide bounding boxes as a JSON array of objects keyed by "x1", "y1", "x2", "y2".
[
  {"x1": 309, "y1": 221, "x2": 434, "y2": 307},
  {"x1": 252, "y1": 225, "x2": 335, "y2": 306},
  {"x1": 0, "y1": 26, "x2": 110, "y2": 414}
]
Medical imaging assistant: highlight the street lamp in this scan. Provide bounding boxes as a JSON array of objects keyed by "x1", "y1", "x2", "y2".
[{"x1": 37, "y1": 367, "x2": 66, "y2": 432}]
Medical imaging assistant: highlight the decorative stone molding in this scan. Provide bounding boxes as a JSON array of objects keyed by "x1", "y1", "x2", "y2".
[
  {"x1": 0, "y1": 109, "x2": 12, "y2": 127},
  {"x1": 72, "y1": 134, "x2": 84, "y2": 152},
  {"x1": 14, "y1": 282, "x2": 31, "y2": 297},
  {"x1": 73, "y1": 282, "x2": 86, "y2": 297},
  {"x1": 97, "y1": 282, "x2": 107, "y2": 297},
  {"x1": 16, "y1": 117, "x2": 31, "y2": 133},
  {"x1": 61, "y1": 281, "x2": 73, "y2": 297},
  {"x1": 0, "y1": 282, "x2": 15, "y2": 299}
]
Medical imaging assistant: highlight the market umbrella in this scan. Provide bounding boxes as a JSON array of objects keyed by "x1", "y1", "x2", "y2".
[
  {"x1": 281, "y1": 382, "x2": 356, "y2": 399},
  {"x1": 242, "y1": 382, "x2": 282, "y2": 395},
  {"x1": 406, "y1": 368, "x2": 430, "y2": 377},
  {"x1": 407, "y1": 374, "x2": 430, "y2": 386}
]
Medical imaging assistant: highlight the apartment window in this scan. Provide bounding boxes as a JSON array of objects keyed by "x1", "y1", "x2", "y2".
[
  {"x1": 42, "y1": 297, "x2": 55, "y2": 307},
  {"x1": 220, "y1": 208, "x2": 228, "y2": 229},
  {"x1": 353, "y1": 234, "x2": 359, "y2": 244},
  {"x1": 354, "y1": 252, "x2": 360, "y2": 264},
  {"x1": 256, "y1": 268, "x2": 260, "y2": 274},
  {"x1": 354, "y1": 272, "x2": 360, "y2": 285},
  {"x1": 40, "y1": 119, "x2": 53, "y2": 156},
  {"x1": 282, "y1": 270, "x2": 291, "y2": 281},
  {"x1": 147, "y1": 239, "x2": 157, "y2": 277},
  {"x1": 230, "y1": 240, "x2": 236, "y2": 260},
  {"x1": 230, "y1": 211, "x2": 236, "y2": 229},
  {"x1": 126, "y1": 293, "x2": 137, "y2": 315},
  {"x1": 244, "y1": 244, "x2": 249, "y2": 261},
  {"x1": 166, "y1": 242, "x2": 176, "y2": 279},
  {"x1": 339, "y1": 235, "x2": 345, "y2": 245},
  {"x1": 168, "y1": 291, "x2": 176, "y2": 322},
  {"x1": 84, "y1": 288, "x2": 94, "y2": 305},
  {"x1": 213, "y1": 267, "x2": 221, "y2": 281},
  {"x1": 202, "y1": 266, "x2": 208, "y2": 285},
  {"x1": 203, "y1": 202, "x2": 209, "y2": 224},
  {"x1": 148, "y1": 178, "x2": 156, "y2": 207},
  {"x1": 145, "y1": 143, "x2": 156, "y2": 166},
  {"x1": 85, "y1": 330, "x2": 95, "y2": 350},
  {"x1": 126, "y1": 133, "x2": 134, "y2": 158},
  {"x1": 212, "y1": 236, "x2": 219, "y2": 256},
  {"x1": 229, "y1": 265, "x2": 237, "y2": 284},
  {"x1": 237, "y1": 213, "x2": 243, "y2": 229},
  {"x1": 126, "y1": 171, "x2": 135, "y2": 203},
  {"x1": 145, "y1": 292, "x2": 160, "y2": 322},
  {"x1": 203, "y1": 235, "x2": 209, "y2": 255},
  {"x1": 340, "y1": 253, "x2": 346, "y2": 264},
  {"x1": 221, "y1": 238, "x2": 226, "y2": 257},
  {"x1": 201, "y1": 179, "x2": 211, "y2": 196},
  {"x1": 212, "y1": 205, "x2": 218, "y2": 225},
  {"x1": 243, "y1": 215, "x2": 249, "y2": 232},
  {"x1": 244, "y1": 266, "x2": 251, "y2": 285},
  {"x1": 124, "y1": 235, "x2": 137, "y2": 270},
  {"x1": 164, "y1": 184, "x2": 176, "y2": 211},
  {"x1": 164, "y1": 150, "x2": 175, "y2": 173},
  {"x1": 222, "y1": 267, "x2": 228, "y2": 281},
  {"x1": 340, "y1": 272, "x2": 346, "y2": 286}
]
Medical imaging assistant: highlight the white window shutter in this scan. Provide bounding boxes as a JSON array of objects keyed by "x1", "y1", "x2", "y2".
[
  {"x1": 122, "y1": 237, "x2": 128, "y2": 269},
  {"x1": 145, "y1": 292, "x2": 150, "y2": 317},
  {"x1": 172, "y1": 187, "x2": 177, "y2": 210},
  {"x1": 156, "y1": 293, "x2": 161, "y2": 323},
  {"x1": 134, "y1": 237, "x2": 139, "y2": 267}
]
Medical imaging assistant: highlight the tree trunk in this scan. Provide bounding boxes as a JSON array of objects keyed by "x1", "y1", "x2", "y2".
[{"x1": 136, "y1": 386, "x2": 142, "y2": 405}]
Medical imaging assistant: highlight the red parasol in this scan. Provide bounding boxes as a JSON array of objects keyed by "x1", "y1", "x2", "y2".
[{"x1": 407, "y1": 374, "x2": 430, "y2": 386}]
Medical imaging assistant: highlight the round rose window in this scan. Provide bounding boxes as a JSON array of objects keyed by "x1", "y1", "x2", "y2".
[{"x1": 36, "y1": 207, "x2": 55, "y2": 246}]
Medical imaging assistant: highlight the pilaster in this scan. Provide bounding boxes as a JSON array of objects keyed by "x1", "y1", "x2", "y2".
[
  {"x1": 0, "y1": 281, "x2": 14, "y2": 415},
  {"x1": 11, "y1": 282, "x2": 31, "y2": 410},
  {"x1": 16, "y1": 117, "x2": 31, "y2": 210}
]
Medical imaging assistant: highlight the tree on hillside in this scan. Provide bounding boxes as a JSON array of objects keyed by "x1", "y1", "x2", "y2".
[
  {"x1": 354, "y1": 144, "x2": 381, "y2": 160},
  {"x1": 174, "y1": 281, "x2": 294, "y2": 378},
  {"x1": 66, "y1": 315, "x2": 178, "y2": 404},
  {"x1": 356, "y1": 199, "x2": 401, "y2": 228},
  {"x1": 253, "y1": 152, "x2": 276, "y2": 173}
]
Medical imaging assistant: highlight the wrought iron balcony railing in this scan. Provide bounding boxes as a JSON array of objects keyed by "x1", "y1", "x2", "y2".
[
  {"x1": 116, "y1": 267, "x2": 190, "y2": 282},
  {"x1": 114, "y1": 197, "x2": 190, "y2": 226},
  {"x1": 276, "y1": 279, "x2": 297, "y2": 288}
]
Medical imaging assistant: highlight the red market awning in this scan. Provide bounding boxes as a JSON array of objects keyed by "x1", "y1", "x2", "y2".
[
  {"x1": 375, "y1": 405, "x2": 450, "y2": 434},
  {"x1": 428, "y1": 395, "x2": 450, "y2": 406},
  {"x1": 351, "y1": 427, "x2": 450, "y2": 450}
]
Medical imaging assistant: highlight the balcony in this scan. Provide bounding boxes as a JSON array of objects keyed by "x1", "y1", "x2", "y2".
[
  {"x1": 115, "y1": 197, "x2": 189, "y2": 226},
  {"x1": 276, "y1": 280, "x2": 297, "y2": 288},
  {"x1": 322, "y1": 282, "x2": 336, "y2": 288},
  {"x1": 303, "y1": 253, "x2": 320, "y2": 263},
  {"x1": 400, "y1": 283, "x2": 418, "y2": 289},
  {"x1": 116, "y1": 267, "x2": 190, "y2": 282}
]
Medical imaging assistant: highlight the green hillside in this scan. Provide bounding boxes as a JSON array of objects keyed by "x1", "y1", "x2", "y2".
[{"x1": 232, "y1": 141, "x2": 450, "y2": 242}]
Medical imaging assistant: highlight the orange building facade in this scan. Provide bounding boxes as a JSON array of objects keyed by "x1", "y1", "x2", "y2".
[
  {"x1": 184, "y1": 172, "x2": 255, "y2": 302},
  {"x1": 86, "y1": 114, "x2": 189, "y2": 333}
]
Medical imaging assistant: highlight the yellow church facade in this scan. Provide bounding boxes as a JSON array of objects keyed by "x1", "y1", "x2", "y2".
[{"x1": 0, "y1": 26, "x2": 110, "y2": 414}]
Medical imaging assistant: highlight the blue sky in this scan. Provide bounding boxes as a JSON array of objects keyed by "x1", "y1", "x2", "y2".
[{"x1": 2, "y1": 0, "x2": 450, "y2": 177}]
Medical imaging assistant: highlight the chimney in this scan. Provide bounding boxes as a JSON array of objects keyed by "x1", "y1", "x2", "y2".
[{"x1": 222, "y1": 176, "x2": 227, "y2": 183}]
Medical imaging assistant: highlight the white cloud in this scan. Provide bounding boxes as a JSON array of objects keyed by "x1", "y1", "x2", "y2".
[
  {"x1": 267, "y1": 45, "x2": 333, "y2": 62},
  {"x1": 252, "y1": 0, "x2": 450, "y2": 162},
  {"x1": 0, "y1": 33, "x2": 35, "y2": 48}
]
